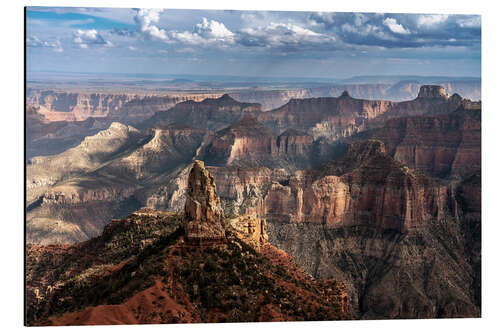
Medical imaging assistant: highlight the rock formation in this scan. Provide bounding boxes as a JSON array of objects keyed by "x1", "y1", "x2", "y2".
[
  {"x1": 229, "y1": 214, "x2": 268, "y2": 251},
  {"x1": 416, "y1": 85, "x2": 450, "y2": 99},
  {"x1": 139, "y1": 94, "x2": 262, "y2": 132},
  {"x1": 184, "y1": 160, "x2": 226, "y2": 244}
]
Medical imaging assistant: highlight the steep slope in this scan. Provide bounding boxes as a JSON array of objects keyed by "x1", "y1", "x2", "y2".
[
  {"x1": 27, "y1": 122, "x2": 146, "y2": 203},
  {"x1": 139, "y1": 94, "x2": 262, "y2": 132},
  {"x1": 26, "y1": 162, "x2": 349, "y2": 326}
]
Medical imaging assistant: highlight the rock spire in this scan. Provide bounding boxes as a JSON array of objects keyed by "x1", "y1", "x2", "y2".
[{"x1": 184, "y1": 160, "x2": 226, "y2": 244}]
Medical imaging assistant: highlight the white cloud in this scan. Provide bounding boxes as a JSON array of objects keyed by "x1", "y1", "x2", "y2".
[
  {"x1": 457, "y1": 16, "x2": 481, "y2": 28},
  {"x1": 195, "y1": 18, "x2": 234, "y2": 40},
  {"x1": 134, "y1": 8, "x2": 169, "y2": 42},
  {"x1": 239, "y1": 22, "x2": 333, "y2": 49},
  {"x1": 128, "y1": 46, "x2": 137, "y2": 51},
  {"x1": 170, "y1": 18, "x2": 235, "y2": 46},
  {"x1": 133, "y1": 10, "x2": 234, "y2": 47},
  {"x1": 72, "y1": 29, "x2": 109, "y2": 48},
  {"x1": 27, "y1": 35, "x2": 63, "y2": 52},
  {"x1": 383, "y1": 17, "x2": 410, "y2": 34},
  {"x1": 416, "y1": 14, "x2": 449, "y2": 28}
]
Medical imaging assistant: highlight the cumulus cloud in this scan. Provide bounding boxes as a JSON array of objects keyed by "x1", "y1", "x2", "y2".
[
  {"x1": 132, "y1": 9, "x2": 235, "y2": 47},
  {"x1": 134, "y1": 8, "x2": 169, "y2": 42},
  {"x1": 238, "y1": 22, "x2": 335, "y2": 50},
  {"x1": 194, "y1": 18, "x2": 234, "y2": 41},
  {"x1": 27, "y1": 35, "x2": 63, "y2": 52},
  {"x1": 170, "y1": 17, "x2": 235, "y2": 46},
  {"x1": 72, "y1": 29, "x2": 111, "y2": 48},
  {"x1": 383, "y1": 18, "x2": 410, "y2": 34}
]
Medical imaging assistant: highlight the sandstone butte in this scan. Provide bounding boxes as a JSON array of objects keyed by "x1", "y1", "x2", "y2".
[{"x1": 25, "y1": 160, "x2": 349, "y2": 325}]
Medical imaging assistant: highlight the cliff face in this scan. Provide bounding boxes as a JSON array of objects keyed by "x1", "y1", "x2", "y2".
[
  {"x1": 257, "y1": 92, "x2": 395, "y2": 140},
  {"x1": 27, "y1": 90, "x2": 223, "y2": 123},
  {"x1": 352, "y1": 108, "x2": 481, "y2": 178},
  {"x1": 208, "y1": 140, "x2": 446, "y2": 232},
  {"x1": 27, "y1": 90, "x2": 137, "y2": 121}
]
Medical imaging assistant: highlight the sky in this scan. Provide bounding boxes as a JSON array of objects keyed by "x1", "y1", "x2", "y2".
[{"x1": 26, "y1": 7, "x2": 481, "y2": 79}]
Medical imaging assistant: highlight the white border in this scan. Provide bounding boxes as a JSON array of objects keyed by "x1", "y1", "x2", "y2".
[{"x1": 2, "y1": 1, "x2": 498, "y2": 332}]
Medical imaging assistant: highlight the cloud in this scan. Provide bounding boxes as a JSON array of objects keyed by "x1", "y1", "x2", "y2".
[
  {"x1": 72, "y1": 29, "x2": 111, "y2": 48},
  {"x1": 237, "y1": 22, "x2": 335, "y2": 50},
  {"x1": 170, "y1": 18, "x2": 235, "y2": 46},
  {"x1": 383, "y1": 18, "x2": 410, "y2": 34},
  {"x1": 457, "y1": 16, "x2": 481, "y2": 28},
  {"x1": 307, "y1": 12, "x2": 480, "y2": 49},
  {"x1": 27, "y1": 36, "x2": 63, "y2": 52},
  {"x1": 133, "y1": 8, "x2": 169, "y2": 42},
  {"x1": 132, "y1": 10, "x2": 234, "y2": 47},
  {"x1": 416, "y1": 14, "x2": 449, "y2": 28},
  {"x1": 194, "y1": 18, "x2": 234, "y2": 41},
  {"x1": 308, "y1": 12, "x2": 336, "y2": 29}
]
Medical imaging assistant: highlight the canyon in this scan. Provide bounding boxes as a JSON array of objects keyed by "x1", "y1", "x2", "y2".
[
  {"x1": 25, "y1": 84, "x2": 481, "y2": 320},
  {"x1": 26, "y1": 161, "x2": 348, "y2": 325}
]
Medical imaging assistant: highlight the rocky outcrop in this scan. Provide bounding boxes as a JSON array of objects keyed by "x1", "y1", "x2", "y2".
[
  {"x1": 257, "y1": 94, "x2": 395, "y2": 140},
  {"x1": 229, "y1": 214, "x2": 268, "y2": 251},
  {"x1": 202, "y1": 115, "x2": 277, "y2": 167},
  {"x1": 416, "y1": 85, "x2": 450, "y2": 99},
  {"x1": 184, "y1": 160, "x2": 226, "y2": 244}
]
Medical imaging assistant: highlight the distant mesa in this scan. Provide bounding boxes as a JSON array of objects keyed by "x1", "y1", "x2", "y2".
[{"x1": 417, "y1": 85, "x2": 450, "y2": 99}]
